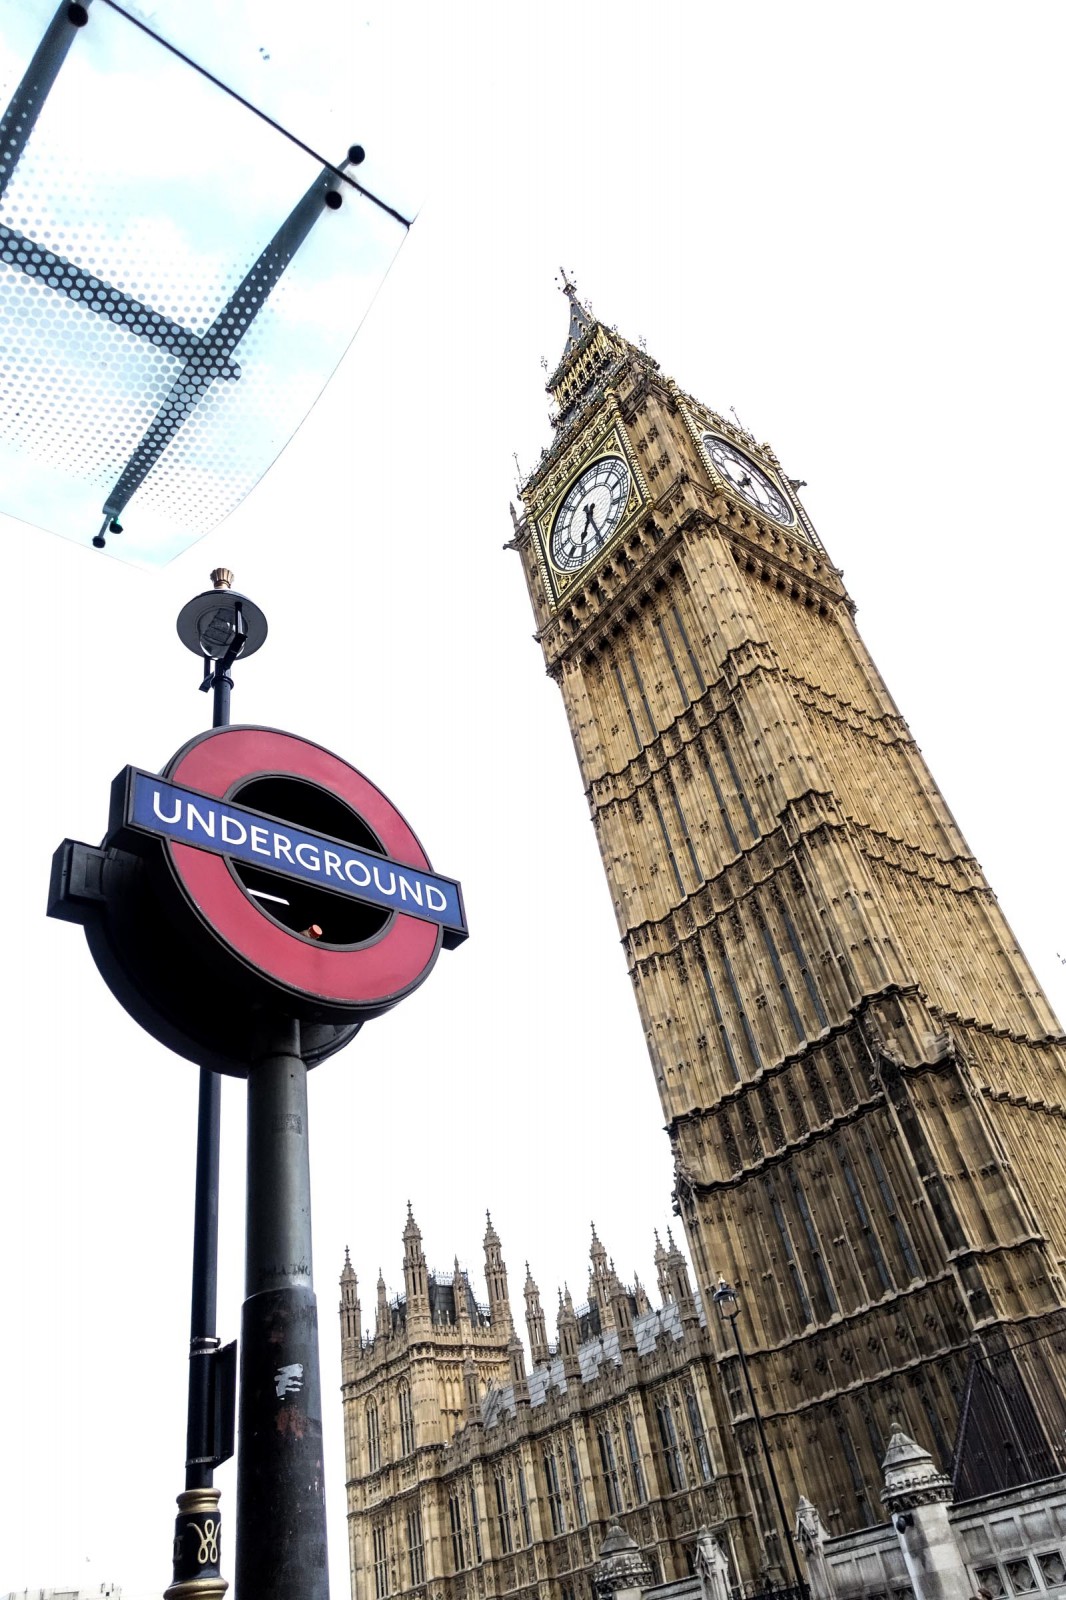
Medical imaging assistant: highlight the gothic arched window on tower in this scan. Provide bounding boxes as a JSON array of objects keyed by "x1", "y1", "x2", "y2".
[
  {"x1": 448, "y1": 1491, "x2": 466, "y2": 1572},
  {"x1": 655, "y1": 1397, "x2": 686, "y2": 1492},
  {"x1": 567, "y1": 1436, "x2": 588, "y2": 1525},
  {"x1": 406, "y1": 1504, "x2": 425, "y2": 1586},
  {"x1": 597, "y1": 1425, "x2": 623, "y2": 1515},
  {"x1": 624, "y1": 1414, "x2": 648, "y2": 1503},
  {"x1": 398, "y1": 1381, "x2": 415, "y2": 1456},
  {"x1": 543, "y1": 1448, "x2": 566, "y2": 1534},
  {"x1": 684, "y1": 1386, "x2": 713, "y2": 1483},
  {"x1": 366, "y1": 1399, "x2": 381, "y2": 1473},
  {"x1": 517, "y1": 1464, "x2": 533, "y2": 1546},
  {"x1": 493, "y1": 1468, "x2": 513, "y2": 1554},
  {"x1": 372, "y1": 1522, "x2": 389, "y2": 1599}
]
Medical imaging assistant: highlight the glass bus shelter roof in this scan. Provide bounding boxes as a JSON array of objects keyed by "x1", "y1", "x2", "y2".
[{"x1": 0, "y1": 0, "x2": 416, "y2": 565}]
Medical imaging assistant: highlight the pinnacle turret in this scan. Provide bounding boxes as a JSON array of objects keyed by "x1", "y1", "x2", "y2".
[{"x1": 524, "y1": 1262, "x2": 549, "y2": 1366}]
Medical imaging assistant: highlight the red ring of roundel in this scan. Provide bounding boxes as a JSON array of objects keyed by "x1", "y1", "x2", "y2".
[{"x1": 164, "y1": 727, "x2": 440, "y2": 1008}]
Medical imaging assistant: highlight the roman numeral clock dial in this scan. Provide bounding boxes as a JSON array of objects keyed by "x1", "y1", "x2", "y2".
[
  {"x1": 703, "y1": 433, "x2": 794, "y2": 526},
  {"x1": 549, "y1": 455, "x2": 631, "y2": 573}
]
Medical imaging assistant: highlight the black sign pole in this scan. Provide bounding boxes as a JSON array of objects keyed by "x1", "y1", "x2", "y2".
[
  {"x1": 167, "y1": 570, "x2": 268, "y2": 1600},
  {"x1": 236, "y1": 1019, "x2": 329, "y2": 1597}
]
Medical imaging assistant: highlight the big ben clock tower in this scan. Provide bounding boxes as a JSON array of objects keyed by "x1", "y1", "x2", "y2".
[{"x1": 509, "y1": 281, "x2": 1066, "y2": 1548}]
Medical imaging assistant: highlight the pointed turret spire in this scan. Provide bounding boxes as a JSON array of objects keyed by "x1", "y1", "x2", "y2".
[
  {"x1": 403, "y1": 1202, "x2": 429, "y2": 1319},
  {"x1": 543, "y1": 274, "x2": 657, "y2": 435},
  {"x1": 524, "y1": 1262, "x2": 550, "y2": 1367},
  {"x1": 654, "y1": 1229, "x2": 671, "y2": 1304},
  {"x1": 454, "y1": 1255, "x2": 471, "y2": 1326},
  {"x1": 557, "y1": 1284, "x2": 580, "y2": 1370},
  {"x1": 483, "y1": 1209, "x2": 512, "y2": 1328},
  {"x1": 375, "y1": 1267, "x2": 389, "y2": 1336},
  {"x1": 633, "y1": 1272, "x2": 651, "y2": 1317},
  {"x1": 665, "y1": 1229, "x2": 697, "y2": 1320},
  {"x1": 558, "y1": 268, "x2": 595, "y2": 359},
  {"x1": 339, "y1": 1248, "x2": 362, "y2": 1346}
]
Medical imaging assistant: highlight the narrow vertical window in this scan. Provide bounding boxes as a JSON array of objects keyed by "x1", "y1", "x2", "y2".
[
  {"x1": 598, "y1": 1425, "x2": 623, "y2": 1514},
  {"x1": 398, "y1": 1382, "x2": 414, "y2": 1456},
  {"x1": 372, "y1": 1524, "x2": 390, "y2": 1599},
  {"x1": 406, "y1": 1504, "x2": 425, "y2": 1586},
  {"x1": 655, "y1": 1398, "x2": 686, "y2": 1491},
  {"x1": 760, "y1": 920, "x2": 805, "y2": 1043},
  {"x1": 657, "y1": 615, "x2": 690, "y2": 708},
  {"x1": 837, "y1": 1142, "x2": 891, "y2": 1292},
  {"x1": 862, "y1": 1136, "x2": 920, "y2": 1278},
  {"x1": 766, "y1": 1177, "x2": 813, "y2": 1325},
  {"x1": 671, "y1": 603, "x2": 707, "y2": 694},
  {"x1": 694, "y1": 945, "x2": 740, "y2": 1082},
  {"x1": 567, "y1": 1437, "x2": 588, "y2": 1525},
  {"x1": 789, "y1": 1167, "x2": 838, "y2": 1316},
  {"x1": 448, "y1": 1491, "x2": 466, "y2": 1571},
  {"x1": 720, "y1": 733, "x2": 760, "y2": 841},
  {"x1": 517, "y1": 1464, "x2": 533, "y2": 1546},
  {"x1": 781, "y1": 906, "x2": 829, "y2": 1029},
  {"x1": 624, "y1": 1414, "x2": 647, "y2": 1503},
  {"x1": 613, "y1": 662, "x2": 642, "y2": 748},
  {"x1": 469, "y1": 1484, "x2": 482, "y2": 1562},
  {"x1": 628, "y1": 648, "x2": 656, "y2": 739},
  {"x1": 685, "y1": 1387, "x2": 713, "y2": 1482},
  {"x1": 493, "y1": 1468, "x2": 513, "y2": 1554},
  {"x1": 721, "y1": 943, "x2": 762, "y2": 1071},
  {"x1": 649, "y1": 780, "x2": 685, "y2": 895},
  {"x1": 665, "y1": 770, "x2": 702, "y2": 881},
  {"x1": 700, "y1": 740, "x2": 741, "y2": 855},
  {"x1": 366, "y1": 1400, "x2": 381, "y2": 1473},
  {"x1": 543, "y1": 1448, "x2": 566, "y2": 1534}
]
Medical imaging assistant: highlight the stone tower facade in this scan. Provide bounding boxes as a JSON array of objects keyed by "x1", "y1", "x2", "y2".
[
  {"x1": 507, "y1": 284, "x2": 1066, "y2": 1544},
  {"x1": 341, "y1": 1213, "x2": 730, "y2": 1600}
]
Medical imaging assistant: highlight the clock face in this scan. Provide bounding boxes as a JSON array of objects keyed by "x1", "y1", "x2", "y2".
[
  {"x1": 702, "y1": 434, "x2": 794, "y2": 526},
  {"x1": 549, "y1": 455, "x2": 631, "y2": 572}
]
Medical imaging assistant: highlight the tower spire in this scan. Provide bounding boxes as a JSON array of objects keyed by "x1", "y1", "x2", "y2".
[
  {"x1": 557, "y1": 267, "x2": 595, "y2": 360},
  {"x1": 483, "y1": 1209, "x2": 512, "y2": 1328},
  {"x1": 524, "y1": 1261, "x2": 549, "y2": 1366}
]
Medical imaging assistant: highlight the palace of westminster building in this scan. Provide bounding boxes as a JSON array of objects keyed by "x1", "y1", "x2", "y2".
[{"x1": 339, "y1": 287, "x2": 1066, "y2": 1600}]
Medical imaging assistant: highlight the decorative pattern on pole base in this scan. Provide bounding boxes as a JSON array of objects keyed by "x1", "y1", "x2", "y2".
[{"x1": 164, "y1": 1486, "x2": 228, "y2": 1599}]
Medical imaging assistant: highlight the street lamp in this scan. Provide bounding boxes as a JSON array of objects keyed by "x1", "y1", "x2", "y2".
[{"x1": 713, "y1": 1276, "x2": 808, "y2": 1596}]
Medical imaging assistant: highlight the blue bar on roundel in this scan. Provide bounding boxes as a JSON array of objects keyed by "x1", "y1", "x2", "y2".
[{"x1": 125, "y1": 769, "x2": 467, "y2": 941}]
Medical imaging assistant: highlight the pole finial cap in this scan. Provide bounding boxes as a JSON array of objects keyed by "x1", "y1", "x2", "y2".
[{"x1": 211, "y1": 567, "x2": 234, "y2": 591}]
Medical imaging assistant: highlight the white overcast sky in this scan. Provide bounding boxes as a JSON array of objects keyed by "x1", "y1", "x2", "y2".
[{"x1": 2, "y1": 1, "x2": 1065, "y2": 1595}]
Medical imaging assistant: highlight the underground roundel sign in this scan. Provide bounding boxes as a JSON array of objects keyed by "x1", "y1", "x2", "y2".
[{"x1": 109, "y1": 725, "x2": 467, "y2": 1017}]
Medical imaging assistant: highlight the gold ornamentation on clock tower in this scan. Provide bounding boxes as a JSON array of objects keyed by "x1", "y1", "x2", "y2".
[{"x1": 510, "y1": 280, "x2": 1066, "y2": 1537}]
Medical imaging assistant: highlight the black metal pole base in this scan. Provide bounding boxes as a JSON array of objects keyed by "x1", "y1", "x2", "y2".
[
  {"x1": 164, "y1": 1486, "x2": 227, "y2": 1599},
  {"x1": 235, "y1": 1285, "x2": 328, "y2": 1596}
]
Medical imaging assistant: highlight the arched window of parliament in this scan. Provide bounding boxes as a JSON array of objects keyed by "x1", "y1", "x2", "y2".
[
  {"x1": 624, "y1": 1414, "x2": 647, "y2": 1503},
  {"x1": 543, "y1": 1448, "x2": 566, "y2": 1535},
  {"x1": 448, "y1": 1490, "x2": 466, "y2": 1572},
  {"x1": 655, "y1": 1397, "x2": 686, "y2": 1492},
  {"x1": 372, "y1": 1522, "x2": 389, "y2": 1599},
  {"x1": 597, "y1": 1425, "x2": 622, "y2": 1516},
  {"x1": 684, "y1": 1387, "x2": 713, "y2": 1483},
  {"x1": 398, "y1": 1381, "x2": 415, "y2": 1456},
  {"x1": 567, "y1": 1436, "x2": 588, "y2": 1525},
  {"x1": 493, "y1": 1467, "x2": 514, "y2": 1554},
  {"x1": 367, "y1": 1399, "x2": 381, "y2": 1473},
  {"x1": 406, "y1": 1503, "x2": 425, "y2": 1586}
]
